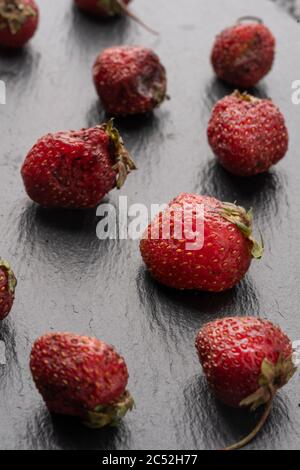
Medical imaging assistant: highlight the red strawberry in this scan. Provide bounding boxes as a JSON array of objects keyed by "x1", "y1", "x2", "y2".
[
  {"x1": 195, "y1": 317, "x2": 296, "y2": 450},
  {"x1": 0, "y1": 0, "x2": 38, "y2": 49},
  {"x1": 75, "y1": 0, "x2": 156, "y2": 34},
  {"x1": 21, "y1": 120, "x2": 136, "y2": 209},
  {"x1": 207, "y1": 91, "x2": 289, "y2": 177},
  {"x1": 30, "y1": 333, "x2": 134, "y2": 428},
  {"x1": 140, "y1": 193, "x2": 263, "y2": 292},
  {"x1": 93, "y1": 46, "x2": 167, "y2": 116},
  {"x1": 211, "y1": 18, "x2": 275, "y2": 88},
  {"x1": 0, "y1": 259, "x2": 17, "y2": 320},
  {"x1": 75, "y1": 0, "x2": 131, "y2": 17}
]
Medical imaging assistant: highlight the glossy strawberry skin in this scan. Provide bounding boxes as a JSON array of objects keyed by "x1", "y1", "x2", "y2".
[
  {"x1": 207, "y1": 92, "x2": 289, "y2": 177},
  {"x1": 0, "y1": 0, "x2": 38, "y2": 49},
  {"x1": 93, "y1": 46, "x2": 167, "y2": 116},
  {"x1": 30, "y1": 333, "x2": 129, "y2": 419},
  {"x1": 0, "y1": 260, "x2": 17, "y2": 320},
  {"x1": 21, "y1": 124, "x2": 132, "y2": 209},
  {"x1": 195, "y1": 317, "x2": 293, "y2": 408},
  {"x1": 140, "y1": 194, "x2": 254, "y2": 293},
  {"x1": 211, "y1": 22, "x2": 275, "y2": 88},
  {"x1": 75, "y1": 0, "x2": 131, "y2": 17}
]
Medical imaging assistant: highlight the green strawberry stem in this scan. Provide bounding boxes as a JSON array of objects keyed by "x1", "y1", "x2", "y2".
[
  {"x1": 223, "y1": 354, "x2": 297, "y2": 451},
  {"x1": 102, "y1": 119, "x2": 136, "y2": 190},
  {"x1": 83, "y1": 390, "x2": 134, "y2": 429},
  {"x1": 0, "y1": 0, "x2": 36, "y2": 34},
  {"x1": 219, "y1": 202, "x2": 264, "y2": 259},
  {"x1": 223, "y1": 394, "x2": 274, "y2": 451},
  {"x1": 115, "y1": 0, "x2": 158, "y2": 36}
]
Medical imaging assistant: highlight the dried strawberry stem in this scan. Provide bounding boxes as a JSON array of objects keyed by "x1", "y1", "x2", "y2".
[
  {"x1": 115, "y1": 0, "x2": 158, "y2": 35},
  {"x1": 223, "y1": 354, "x2": 296, "y2": 450},
  {"x1": 83, "y1": 390, "x2": 134, "y2": 429},
  {"x1": 237, "y1": 16, "x2": 263, "y2": 24},
  {"x1": 219, "y1": 202, "x2": 264, "y2": 259},
  {"x1": 102, "y1": 119, "x2": 136, "y2": 189},
  {"x1": 223, "y1": 395, "x2": 274, "y2": 451}
]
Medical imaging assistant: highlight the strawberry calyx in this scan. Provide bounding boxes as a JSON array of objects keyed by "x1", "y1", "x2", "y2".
[
  {"x1": 223, "y1": 354, "x2": 297, "y2": 451},
  {"x1": 83, "y1": 390, "x2": 134, "y2": 429},
  {"x1": 0, "y1": 259, "x2": 17, "y2": 295},
  {"x1": 219, "y1": 202, "x2": 264, "y2": 259},
  {"x1": 240, "y1": 354, "x2": 297, "y2": 410},
  {"x1": 0, "y1": 0, "x2": 36, "y2": 34},
  {"x1": 232, "y1": 90, "x2": 260, "y2": 103},
  {"x1": 102, "y1": 119, "x2": 136, "y2": 190}
]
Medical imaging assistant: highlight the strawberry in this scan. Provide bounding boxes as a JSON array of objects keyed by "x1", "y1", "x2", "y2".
[
  {"x1": 0, "y1": 259, "x2": 17, "y2": 320},
  {"x1": 211, "y1": 18, "x2": 275, "y2": 88},
  {"x1": 140, "y1": 193, "x2": 263, "y2": 292},
  {"x1": 207, "y1": 91, "x2": 289, "y2": 177},
  {"x1": 75, "y1": 0, "x2": 131, "y2": 17},
  {"x1": 0, "y1": 0, "x2": 38, "y2": 49},
  {"x1": 195, "y1": 317, "x2": 296, "y2": 450},
  {"x1": 93, "y1": 46, "x2": 167, "y2": 116},
  {"x1": 75, "y1": 0, "x2": 156, "y2": 34},
  {"x1": 30, "y1": 333, "x2": 134, "y2": 428},
  {"x1": 21, "y1": 120, "x2": 136, "y2": 209}
]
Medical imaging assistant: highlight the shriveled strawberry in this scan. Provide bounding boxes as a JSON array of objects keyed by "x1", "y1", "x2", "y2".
[
  {"x1": 211, "y1": 18, "x2": 275, "y2": 88},
  {"x1": 21, "y1": 120, "x2": 136, "y2": 209},
  {"x1": 30, "y1": 333, "x2": 134, "y2": 428},
  {"x1": 140, "y1": 194, "x2": 263, "y2": 292},
  {"x1": 0, "y1": 259, "x2": 17, "y2": 320},
  {"x1": 75, "y1": 0, "x2": 131, "y2": 17},
  {"x1": 0, "y1": 0, "x2": 38, "y2": 49},
  {"x1": 75, "y1": 0, "x2": 156, "y2": 34},
  {"x1": 93, "y1": 46, "x2": 167, "y2": 116},
  {"x1": 207, "y1": 91, "x2": 289, "y2": 177},
  {"x1": 196, "y1": 317, "x2": 296, "y2": 450}
]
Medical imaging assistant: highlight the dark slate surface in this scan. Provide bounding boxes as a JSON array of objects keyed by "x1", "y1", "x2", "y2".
[{"x1": 0, "y1": 0, "x2": 300, "y2": 451}]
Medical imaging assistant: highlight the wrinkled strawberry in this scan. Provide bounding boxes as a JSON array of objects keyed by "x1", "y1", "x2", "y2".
[
  {"x1": 140, "y1": 193, "x2": 263, "y2": 292},
  {"x1": 75, "y1": 0, "x2": 156, "y2": 34},
  {"x1": 207, "y1": 91, "x2": 288, "y2": 176},
  {"x1": 211, "y1": 19, "x2": 275, "y2": 88},
  {"x1": 93, "y1": 46, "x2": 167, "y2": 116},
  {"x1": 75, "y1": 0, "x2": 131, "y2": 17},
  {"x1": 30, "y1": 333, "x2": 134, "y2": 428},
  {"x1": 21, "y1": 120, "x2": 136, "y2": 209},
  {"x1": 196, "y1": 317, "x2": 296, "y2": 450}
]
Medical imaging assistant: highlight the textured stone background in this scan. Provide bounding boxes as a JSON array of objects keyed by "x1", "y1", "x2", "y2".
[
  {"x1": 273, "y1": 0, "x2": 300, "y2": 18},
  {"x1": 1, "y1": 0, "x2": 300, "y2": 452}
]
